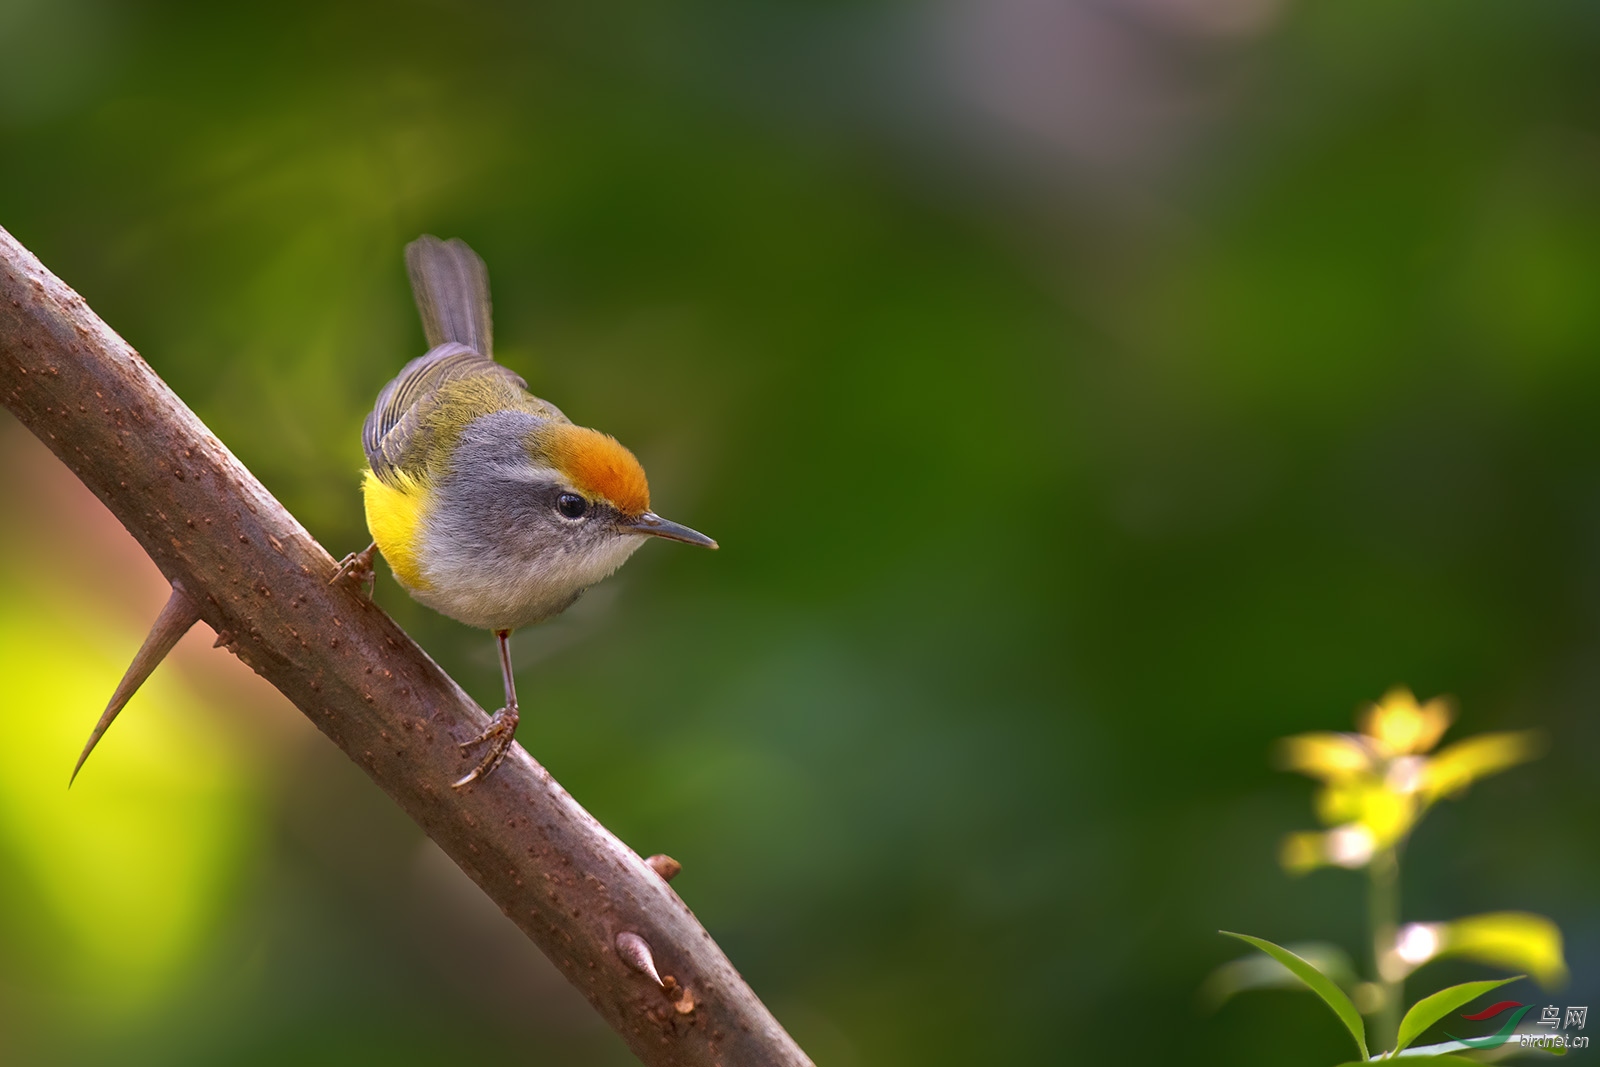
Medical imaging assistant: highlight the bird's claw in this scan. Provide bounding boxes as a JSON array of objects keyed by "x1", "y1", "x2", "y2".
[
  {"x1": 330, "y1": 543, "x2": 377, "y2": 598},
  {"x1": 453, "y1": 704, "x2": 520, "y2": 788}
]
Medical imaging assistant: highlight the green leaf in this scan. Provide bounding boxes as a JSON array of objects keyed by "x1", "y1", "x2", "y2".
[
  {"x1": 1197, "y1": 941, "x2": 1358, "y2": 1012},
  {"x1": 1220, "y1": 931, "x2": 1368, "y2": 1061},
  {"x1": 1334, "y1": 1058, "x2": 1481, "y2": 1065},
  {"x1": 1394, "y1": 975, "x2": 1522, "y2": 1055}
]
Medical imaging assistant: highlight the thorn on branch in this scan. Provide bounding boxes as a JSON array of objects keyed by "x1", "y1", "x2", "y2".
[
  {"x1": 71, "y1": 582, "x2": 202, "y2": 785},
  {"x1": 615, "y1": 931, "x2": 664, "y2": 988},
  {"x1": 647, "y1": 854, "x2": 682, "y2": 882}
]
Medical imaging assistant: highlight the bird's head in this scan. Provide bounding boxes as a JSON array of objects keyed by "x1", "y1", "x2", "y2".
[
  {"x1": 529, "y1": 422, "x2": 717, "y2": 554},
  {"x1": 428, "y1": 412, "x2": 716, "y2": 626}
]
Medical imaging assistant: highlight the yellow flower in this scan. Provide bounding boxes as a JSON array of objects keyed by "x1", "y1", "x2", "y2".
[
  {"x1": 1382, "y1": 913, "x2": 1569, "y2": 988},
  {"x1": 1281, "y1": 825, "x2": 1376, "y2": 875},
  {"x1": 1358, "y1": 687, "x2": 1452, "y2": 757},
  {"x1": 1422, "y1": 731, "x2": 1544, "y2": 802},
  {"x1": 1275, "y1": 732, "x2": 1372, "y2": 782},
  {"x1": 1276, "y1": 688, "x2": 1540, "y2": 873}
]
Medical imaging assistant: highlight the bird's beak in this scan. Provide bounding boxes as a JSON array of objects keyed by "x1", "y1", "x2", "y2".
[{"x1": 621, "y1": 511, "x2": 719, "y2": 549}]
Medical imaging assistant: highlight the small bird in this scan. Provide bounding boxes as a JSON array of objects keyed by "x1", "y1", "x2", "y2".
[{"x1": 338, "y1": 235, "x2": 716, "y2": 787}]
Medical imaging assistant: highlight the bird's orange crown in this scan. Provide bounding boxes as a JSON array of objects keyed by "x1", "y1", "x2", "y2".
[{"x1": 534, "y1": 423, "x2": 651, "y2": 515}]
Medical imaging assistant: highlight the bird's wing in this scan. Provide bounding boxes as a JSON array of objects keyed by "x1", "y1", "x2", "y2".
[
  {"x1": 406, "y1": 235, "x2": 494, "y2": 357},
  {"x1": 362, "y1": 343, "x2": 564, "y2": 483}
]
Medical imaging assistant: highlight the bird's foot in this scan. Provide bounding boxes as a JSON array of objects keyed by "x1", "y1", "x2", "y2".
[
  {"x1": 330, "y1": 543, "x2": 377, "y2": 598},
  {"x1": 453, "y1": 703, "x2": 520, "y2": 788}
]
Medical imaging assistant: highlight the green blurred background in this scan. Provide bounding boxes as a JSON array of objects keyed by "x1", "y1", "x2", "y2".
[{"x1": 2, "y1": 0, "x2": 1598, "y2": 1063}]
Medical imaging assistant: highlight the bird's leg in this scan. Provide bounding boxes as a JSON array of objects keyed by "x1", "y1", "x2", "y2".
[
  {"x1": 453, "y1": 628, "x2": 520, "y2": 788},
  {"x1": 329, "y1": 542, "x2": 377, "y2": 597}
]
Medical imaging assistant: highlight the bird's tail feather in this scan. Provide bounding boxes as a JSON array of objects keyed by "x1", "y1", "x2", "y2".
[{"x1": 405, "y1": 235, "x2": 493, "y2": 358}]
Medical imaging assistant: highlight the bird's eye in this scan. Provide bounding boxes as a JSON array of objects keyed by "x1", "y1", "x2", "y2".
[{"x1": 556, "y1": 492, "x2": 589, "y2": 520}]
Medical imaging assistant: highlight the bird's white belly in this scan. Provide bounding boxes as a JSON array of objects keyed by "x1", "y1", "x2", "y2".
[{"x1": 410, "y1": 530, "x2": 645, "y2": 631}]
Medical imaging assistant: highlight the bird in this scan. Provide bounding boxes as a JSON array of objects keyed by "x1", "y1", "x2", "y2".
[{"x1": 335, "y1": 235, "x2": 717, "y2": 787}]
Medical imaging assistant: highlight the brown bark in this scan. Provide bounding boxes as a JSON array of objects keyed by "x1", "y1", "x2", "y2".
[{"x1": 0, "y1": 225, "x2": 812, "y2": 1067}]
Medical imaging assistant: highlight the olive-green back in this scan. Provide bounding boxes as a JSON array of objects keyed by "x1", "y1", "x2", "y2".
[{"x1": 363, "y1": 237, "x2": 566, "y2": 483}]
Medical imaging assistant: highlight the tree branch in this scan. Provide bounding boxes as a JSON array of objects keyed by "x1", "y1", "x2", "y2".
[{"x1": 0, "y1": 225, "x2": 812, "y2": 1067}]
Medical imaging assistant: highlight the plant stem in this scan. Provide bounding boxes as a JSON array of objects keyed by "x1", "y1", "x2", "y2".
[{"x1": 1370, "y1": 845, "x2": 1401, "y2": 1054}]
